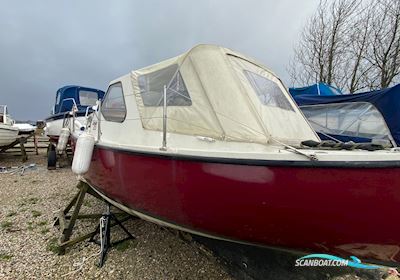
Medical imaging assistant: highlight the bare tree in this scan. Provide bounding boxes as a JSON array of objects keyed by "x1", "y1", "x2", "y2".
[
  {"x1": 345, "y1": 4, "x2": 373, "y2": 93},
  {"x1": 366, "y1": 0, "x2": 400, "y2": 89},
  {"x1": 289, "y1": 0, "x2": 400, "y2": 92},
  {"x1": 289, "y1": 0, "x2": 360, "y2": 90}
]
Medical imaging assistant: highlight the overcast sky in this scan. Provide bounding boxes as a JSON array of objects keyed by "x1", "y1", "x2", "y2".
[{"x1": 0, "y1": 0, "x2": 318, "y2": 120}]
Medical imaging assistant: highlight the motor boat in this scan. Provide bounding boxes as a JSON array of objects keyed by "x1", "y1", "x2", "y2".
[
  {"x1": 14, "y1": 123, "x2": 36, "y2": 135},
  {"x1": 291, "y1": 84, "x2": 400, "y2": 147},
  {"x1": 73, "y1": 45, "x2": 400, "y2": 264},
  {"x1": 45, "y1": 85, "x2": 104, "y2": 144},
  {"x1": 0, "y1": 105, "x2": 19, "y2": 148}
]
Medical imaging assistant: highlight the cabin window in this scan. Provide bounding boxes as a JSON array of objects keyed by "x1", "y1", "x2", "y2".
[
  {"x1": 300, "y1": 102, "x2": 393, "y2": 142},
  {"x1": 56, "y1": 92, "x2": 61, "y2": 104},
  {"x1": 79, "y1": 90, "x2": 99, "y2": 106},
  {"x1": 102, "y1": 83, "x2": 126, "y2": 122},
  {"x1": 138, "y1": 64, "x2": 192, "y2": 107},
  {"x1": 244, "y1": 70, "x2": 294, "y2": 111}
]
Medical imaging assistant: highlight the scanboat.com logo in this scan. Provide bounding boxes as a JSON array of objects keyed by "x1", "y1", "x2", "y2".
[{"x1": 295, "y1": 254, "x2": 380, "y2": 270}]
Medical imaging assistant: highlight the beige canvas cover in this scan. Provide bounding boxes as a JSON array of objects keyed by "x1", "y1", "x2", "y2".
[{"x1": 130, "y1": 44, "x2": 319, "y2": 145}]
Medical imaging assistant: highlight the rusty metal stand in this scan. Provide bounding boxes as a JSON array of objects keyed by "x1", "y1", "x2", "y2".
[{"x1": 53, "y1": 181, "x2": 134, "y2": 256}]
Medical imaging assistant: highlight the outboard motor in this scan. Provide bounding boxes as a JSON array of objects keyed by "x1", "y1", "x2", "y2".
[{"x1": 72, "y1": 131, "x2": 95, "y2": 175}]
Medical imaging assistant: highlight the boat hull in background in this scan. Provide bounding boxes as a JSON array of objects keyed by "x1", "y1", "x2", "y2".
[
  {"x1": 0, "y1": 124, "x2": 19, "y2": 147},
  {"x1": 84, "y1": 145, "x2": 400, "y2": 264},
  {"x1": 45, "y1": 115, "x2": 87, "y2": 143}
]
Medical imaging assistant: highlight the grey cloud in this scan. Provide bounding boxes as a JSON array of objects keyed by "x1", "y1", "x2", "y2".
[{"x1": 0, "y1": 0, "x2": 318, "y2": 120}]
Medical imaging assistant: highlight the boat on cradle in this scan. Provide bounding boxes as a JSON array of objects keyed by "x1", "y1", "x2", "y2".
[
  {"x1": 14, "y1": 123, "x2": 36, "y2": 135},
  {"x1": 73, "y1": 45, "x2": 400, "y2": 265},
  {"x1": 0, "y1": 105, "x2": 19, "y2": 148},
  {"x1": 44, "y1": 85, "x2": 104, "y2": 144}
]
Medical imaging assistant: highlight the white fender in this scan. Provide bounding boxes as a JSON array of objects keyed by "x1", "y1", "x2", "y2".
[
  {"x1": 72, "y1": 132, "x2": 95, "y2": 175},
  {"x1": 56, "y1": 127, "x2": 70, "y2": 153}
]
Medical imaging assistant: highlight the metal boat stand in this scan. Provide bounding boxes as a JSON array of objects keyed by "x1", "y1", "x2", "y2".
[
  {"x1": 53, "y1": 181, "x2": 135, "y2": 260},
  {"x1": 89, "y1": 203, "x2": 136, "y2": 267}
]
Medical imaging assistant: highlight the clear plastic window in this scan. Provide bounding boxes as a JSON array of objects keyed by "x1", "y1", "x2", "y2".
[
  {"x1": 102, "y1": 83, "x2": 126, "y2": 122},
  {"x1": 244, "y1": 70, "x2": 294, "y2": 111},
  {"x1": 301, "y1": 102, "x2": 392, "y2": 140},
  {"x1": 56, "y1": 92, "x2": 61, "y2": 104},
  {"x1": 79, "y1": 90, "x2": 98, "y2": 106},
  {"x1": 138, "y1": 64, "x2": 191, "y2": 107}
]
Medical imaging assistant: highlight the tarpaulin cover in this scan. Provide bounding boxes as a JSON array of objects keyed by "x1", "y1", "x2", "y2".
[
  {"x1": 294, "y1": 84, "x2": 400, "y2": 145},
  {"x1": 54, "y1": 85, "x2": 105, "y2": 114},
  {"x1": 289, "y1": 83, "x2": 342, "y2": 97},
  {"x1": 130, "y1": 45, "x2": 319, "y2": 146}
]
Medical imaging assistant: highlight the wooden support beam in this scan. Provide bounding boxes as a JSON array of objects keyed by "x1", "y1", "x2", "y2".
[
  {"x1": 19, "y1": 137, "x2": 27, "y2": 162},
  {"x1": 55, "y1": 180, "x2": 135, "y2": 255}
]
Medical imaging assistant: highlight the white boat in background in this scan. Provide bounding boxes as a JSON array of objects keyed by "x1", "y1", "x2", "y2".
[
  {"x1": 0, "y1": 105, "x2": 19, "y2": 147},
  {"x1": 14, "y1": 123, "x2": 36, "y2": 135},
  {"x1": 45, "y1": 85, "x2": 104, "y2": 144}
]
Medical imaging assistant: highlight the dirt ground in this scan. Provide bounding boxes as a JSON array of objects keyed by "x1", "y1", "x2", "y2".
[{"x1": 0, "y1": 150, "x2": 398, "y2": 280}]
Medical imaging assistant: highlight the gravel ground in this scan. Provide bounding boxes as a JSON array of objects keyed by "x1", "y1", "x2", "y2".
[
  {"x1": 0, "y1": 150, "x2": 399, "y2": 280},
  {"x1": 0, "y1": 151, "x2": 231, "y2": 280}
]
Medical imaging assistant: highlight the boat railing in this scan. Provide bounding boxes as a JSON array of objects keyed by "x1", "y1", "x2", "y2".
[
  {"x1": 58, "y1": 98, "x2": 78, "y2": 115},
  {"x1": 161, "y1": 85, "x2": 167, "y2": 151}
]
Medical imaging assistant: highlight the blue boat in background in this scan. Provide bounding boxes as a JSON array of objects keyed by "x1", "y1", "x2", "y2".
[
  {"x1": 289, "y1": 84, "x2": 400, "y2": 147},
  {"x1": 45, "y1": 85, "x2": 104, "y2": 142},
  {"x1": 289, "y1": 82, "x2": 343, "y2": 97}
]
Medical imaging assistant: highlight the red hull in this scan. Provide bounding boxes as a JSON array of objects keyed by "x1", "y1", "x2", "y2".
[{"x1": 85, "y1": 146, "x2": 400, "y2": 264}]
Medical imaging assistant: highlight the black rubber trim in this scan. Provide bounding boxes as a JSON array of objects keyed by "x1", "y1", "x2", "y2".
[{"x1": 95, "y1": 144, "x2": 400, "y2": 168}]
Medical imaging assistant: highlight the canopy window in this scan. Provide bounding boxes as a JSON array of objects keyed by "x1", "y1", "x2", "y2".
[
  {"x1": 79, "y1": 90, "x2": 99, "y2": 106},
  {"x1": 244, "y1": 70, "x2": 294, "y2": 111},
  {"x1": 138, "y1": 64, "x2": 192, "y2": 107},
  {"x1": 300, "y1": 102, "x2": 394, "y2": 144}
]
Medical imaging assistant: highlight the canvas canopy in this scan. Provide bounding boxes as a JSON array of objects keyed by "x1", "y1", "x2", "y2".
[
  {"x1": 130, "y1": 45, "x2": 319, "y2": 145},
  {"x1": 289, "y1": 83, "x2": 343, "y2": 97},
  {"x1": 294, "y1": 85, "x2": 400, "y2": 146},
  {"x1": 54, "y1": 86, "x2": 105, "y2": 114}
]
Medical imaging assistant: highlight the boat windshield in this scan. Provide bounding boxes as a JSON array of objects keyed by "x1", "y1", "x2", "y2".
[
  {"x1": 79, "y1": 90, "x2": 98, "y2": 106},
  {"x1": 300, "y1": 102, "x2": 393, "y2": 143}
]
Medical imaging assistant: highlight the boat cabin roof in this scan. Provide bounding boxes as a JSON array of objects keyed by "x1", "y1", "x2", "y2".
[
  {"x1": 103, "y1": 44, "x2": 319, "y2": 146},
  {"x1": 53, "y1": 85, "x2": 105, "y2": 115}
]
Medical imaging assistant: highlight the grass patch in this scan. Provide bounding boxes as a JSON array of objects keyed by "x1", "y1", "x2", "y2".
[
  {"x1": 83, "y1": 200, "x2": 92, "y2": 207},
  {"x1": 18, "y1": 197, "x2": 40, "y2": 207},
  {"x1": 46, "y1": 237, "x2": 61, "y2": 255},
  {"x1": 1, "y1": 221, "x2": 13, "y2": 229},
  {"x1": 31, "y1": 210, "x2": 42, "y2": 218},
  {"x1": 114, "y1": 240, "x2": 133, "y2": 252},
  {"x1": 37, "y1": 220, "x2": 47, "y2": 226},
  {"x1": 0, "y1": 253, "x2": 12, "y2": 261},
  {"x1": 40, "y1": 228, "x2": 50, "y2": 234},
  {"x1": 6, "y1": 212, "x2": 17, "y2": 217},
  {"x1": 27, "y1": 197, "x2": 40, "y2": 204}
]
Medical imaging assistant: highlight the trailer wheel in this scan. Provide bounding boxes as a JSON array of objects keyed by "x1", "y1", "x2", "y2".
[{"x1": 47, "y1": 144, "x2": 57, "y2": 170}]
